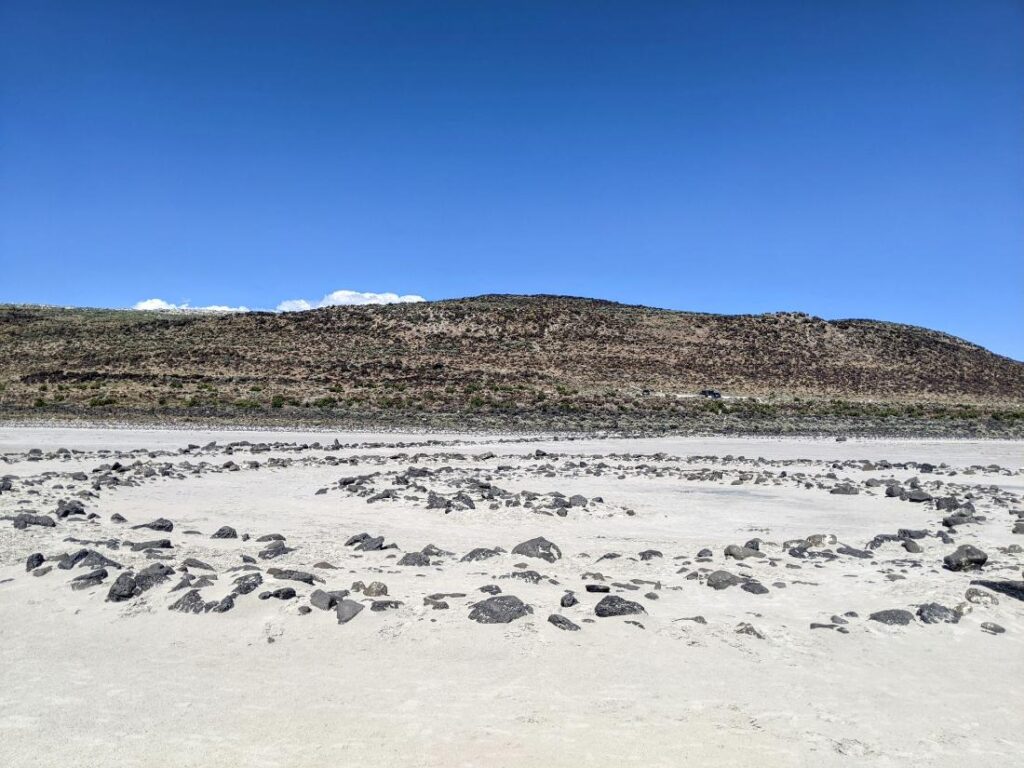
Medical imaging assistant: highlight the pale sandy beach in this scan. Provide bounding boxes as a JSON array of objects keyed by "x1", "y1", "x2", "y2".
[{"x1": 1, "y1": 427, "x2": 1021, "y2": 767}]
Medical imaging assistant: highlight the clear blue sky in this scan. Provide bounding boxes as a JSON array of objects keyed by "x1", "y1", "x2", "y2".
[{"x1": 2, "y1": 1, "x2": 1022, "y2": 360}]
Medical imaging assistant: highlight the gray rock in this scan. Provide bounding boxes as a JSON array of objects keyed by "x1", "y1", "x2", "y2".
[
  {"x1": 335, "y1": 599, "x2": 364, "y2": 624},
  {"x1": 511, "y1": 537, "x2": 562, "y2": 563},
  {"x1": 130, "y1": 539, "x2": 172, "y2": 552},
  {"x1": 26, "y1": 552, "x2": 44, "y2": 572},
  {"x1": 398, "y1": 552, "x2": 431, "y2": 566},
  {"x1": 310, "y1": 588, "x2": 349, "y2": 610},
  {"x1": 594, "y1": 595, "x2": 645, "y2": 617},
  {"x1": 916, "y1": 603, "x2": 960, "y2": 624},
  {"x1": 132, "y1": 517, "x2": 174, "y2": 532},
  {"x1": 70, "y1": 568, "x2": 108, "y2": 590},
  {"x1": 706, "y1": 570, "x2": 742, "y2": 590},
  {"x1": 363, "y1": 581, "x2": 388, "y2": 597},
  {"x1": 560, "y1": 591, "x2": 578, "y2": 608},
  {"x1": 638, "y1": 549, "x2": 663, "y2": 561},
  {"x1": 869, "y1": 609, "x2": 915, "y2": 626},
  {"x1": 724, "y1": 544, "x2": 765, "y2": 560},
  {"x1": 969, "y1": 580, "x2": 1024, "y2": 603},
  {"x1": 468, "y1": 595, "x2": 533, "y2": 624},
  {"x1": 943, "y1": 545, "x2": 988, "y2": 572},
  {"x1": 211, "y1": 526, "x2": 238, "y2": 539},
  {"x1": 232, "y1": 573, "x2": 263, "y2": 595},
  {"x1": 548, "y1": 614, "x2": 581, "y2": 631},
  {"x1": 981, "y1": 622, "x2": 1006, "y2": 635},
  {"x1": 461, "y1": 547, "x2": 502, "y2": 562},
  {"x1": 106, "y1": 572, "x2": 137, "y2": 601},
  {"x1": 267, "y1": 568, "x2": 317, "y2": 585}
]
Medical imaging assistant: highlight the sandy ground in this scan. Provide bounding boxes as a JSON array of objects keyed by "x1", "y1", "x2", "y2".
[{"x1": 0, "y1": 427, "x2": 1021, "y2": 768}]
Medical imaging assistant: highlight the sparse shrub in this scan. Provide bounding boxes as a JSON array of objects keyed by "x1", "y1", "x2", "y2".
[{"x1": 271, "y1": 394, "x2": 285, "y2": 408}]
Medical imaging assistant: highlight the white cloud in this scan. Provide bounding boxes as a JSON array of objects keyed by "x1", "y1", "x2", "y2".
[
  {"x1": 132, "y1": 298, "x2": 250, "y2": 313},
  {"x1": 131, "y1": 289, "x2": 425, "y2": 314},
  {"x1": 275, "y1": 290, "x2": 426, "y2": 312}
]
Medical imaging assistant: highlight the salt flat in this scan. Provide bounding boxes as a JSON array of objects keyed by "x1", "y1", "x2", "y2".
[{"x1": 1, "y1": 427, "x2": 1022, "y2": 768}]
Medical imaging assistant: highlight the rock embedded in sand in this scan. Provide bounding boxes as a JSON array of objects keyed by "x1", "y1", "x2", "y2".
[
  {"x1": 461, "y1": 547, "x2": 502, "y2": 562},
  {"x1": 267, "y1": 568, "x2": 318, "y2": 585},
  {"x1": 335, "y1": 599, "x2": 364, "y2": 624},
  {"x1": 363, "y1": 581, "x2": 388, "y2": 597},
  {"x1": 70, "y1": 568, "x2": 108, "y2": 590},
  {"x1": 594, "y1": 595, "x2": 645, "y2": 617},
  {"x1": 869, "y1": 609, "x2": 915, "y2": 626},
  {"x1": 468, "y1": 595, "x2": 533, "y2": 624},
  {"x1": 106, "y1": 572, "x2": 137, "y2": 601},
  {"x1": 724, "y1": 544, "x2": 764, "y2": 560},
  {"x1": 916, "y1": 603, "x2": 960, "y2": 624},
  {"x1": 232, "y1": 573, "x2": 263, "y2": 595},
  {"x1": 943, "y1": 545, "x2": 987, "y2": 571},
  {"x1": 398, "y1": 552, "x2": 431, "y2": 566},
  {"x1": 706, "y1": 570, "x2": 742, "y2": 590},
  {"x1": 548, "y1": 614, "x2": 581, "y2": 631},
  {"x1": 26, "y1": 552, "x2": 45, "y2": 572},
  {"x1": 211, "y1": 526, "x2": 238, "y2": 539},
  {"x1": 560, "y1": 591, "x2": 578, "y2": 608},
  {"x1": 132, "y1": 517, "x2": 174, "y2": 532},
  {"x1": 511, "y1": 537, "x2": 562, "y2": 563}
]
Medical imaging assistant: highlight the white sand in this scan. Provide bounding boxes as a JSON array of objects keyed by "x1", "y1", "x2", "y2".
[{"x1": 0, "y1": 427, "x2": 1021, "y2": 767}]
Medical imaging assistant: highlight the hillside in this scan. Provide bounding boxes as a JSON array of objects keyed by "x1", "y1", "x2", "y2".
[{"x1": 1, "y1": 295, "x2": 1022, "y2": 431}]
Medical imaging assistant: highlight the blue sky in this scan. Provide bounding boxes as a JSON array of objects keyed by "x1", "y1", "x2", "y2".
[{"x1": 1, "y1": 1, "x2": 1022, "y2": 360}]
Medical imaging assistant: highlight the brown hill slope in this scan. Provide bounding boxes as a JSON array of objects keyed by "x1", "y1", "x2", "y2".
[{"x1": 1, "y1": 296, "x2": 1021, "y2": 426}]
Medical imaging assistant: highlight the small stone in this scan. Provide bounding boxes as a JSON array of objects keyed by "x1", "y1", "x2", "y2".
[{"x1": 869, "y1": 609, "x2": 915, "y2": 626}]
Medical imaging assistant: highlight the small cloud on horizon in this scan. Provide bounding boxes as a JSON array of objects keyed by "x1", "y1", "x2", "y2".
[
  {"x1": 132, "y1": 298, "x2": 250, "y2": 313},
  {"x1": 276, "y1": 290, "x2": 426, "y2": 312},
  {"x1": 131, "y1": 290, "x2": 425, "y2": 314}
]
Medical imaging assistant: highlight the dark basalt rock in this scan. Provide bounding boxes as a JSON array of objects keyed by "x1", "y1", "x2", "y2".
[
  {"x1": 267, "y1": 568, "x2": 317, "y2": 585},
  {"x1": 181, "y1": 558, "x2": 214, "y2": 571},
  {"x1": 26, "y1": 552, "x2": 45, "y2": 572},
  {"x1": 560, "y1": 591, "x2": 578, "y2": 608},
  {"x1": 638, "y1": 549, "x2": 663, "y2": 561},
  {"x1": 398, "y1": 552, "x2": 431, "y2": 567},
  {"x1": 511, "y1": 537, "x2": 562, "y2": 563},
  {"x1": 135, "y1": 563, "x2": 174, "y2": 592},
  {"x1": 335, "y1": 599, "x2": 364, "y2": 624},
  {"x1": 59, "y1": 548, "x2": 122, "y2": 570},
  {"x1": 548, "y1": 614, "x2": 581, "y2": 631},
  {"x1": 258, "y1": 540, "x2": 295, "y2": 560},
  {"x1": 256, "y1": 533, "x2": 285, "y2": 542},
  {"x1": 594, "y1": 595, "x2": 645, "y2": 617},
  {"x1": 370, "y1": 600, "x2": 403, "y2": 611},
  {"x1": 724, "y1": 544, "x2": 764, "y2": 560},
  {"x1": 706, "y1": 570, "x2": 742, "y2": 590},
  {"x1": 461, "y1": 547, "x2": 501, "y2": 562},
  {"x1": 211, "y1": 526, "x2": 238, "y2": 539},
  {"x1": 132, "y1": 518, "x2": 174, "y2": 532},
  {"x1": 310, "y1": 589, "x2": 350, "y2": 611},
  {"x1": 130, "y1": 539, "x2": 172, "y2": 552},
  {"x1": 70, "y1": 568, "x2": 108, "y2": 590},
  {"x1": 12, "y1": 513, "x2": 56, "y2": 530},
  {"x1": 232, "y1": 572, "x2": 263, "y2": 595},
  {"x1": 916, "y1": 603, "x2": 960, "y2": 624},
  {"x1": 869, "y1": 609, "x2": 915, "y2": 626},
  {"x1": 943, "y1": 545, "x2": 987, "y2": 572},
  {"x1": 969, "y1": 580, "x2": 1024, "y2": 603},
  {"x1": 259, "y1": 587, "x2": 297, "y2": 600},
  {"x1": 107, "y1": 572, "x2": 137, "y2": 601},
  {"x1": 585, "y1": 584, "x2": 610, "y2": 593},
  {"x1": 110, "y1": 514, "x2": 127, "y2": 524},
  {"x1": 468, "y1": 595, "x2": 532, "y2": 624}
]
